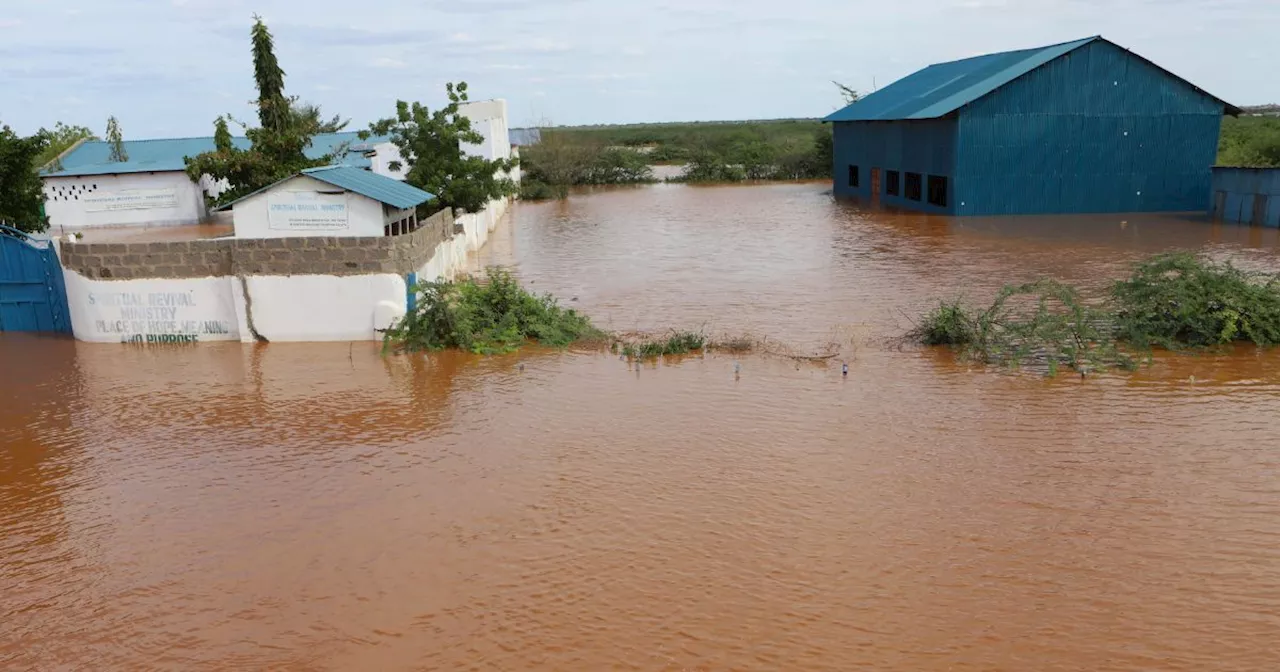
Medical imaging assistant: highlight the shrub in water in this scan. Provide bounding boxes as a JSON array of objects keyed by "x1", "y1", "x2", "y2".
[
  {"x1": 386, "y1": 268, "x2": 602, "y2": 354},
  {"x1": 619, "y1": 330, "x2": 707, "y2": 359},
  {"x1": 1110, "y1": 253, "x2": 1280, "y2": 348},
  {"x1": 912, "y1": 300, "x2": 977, "y2": 346}
]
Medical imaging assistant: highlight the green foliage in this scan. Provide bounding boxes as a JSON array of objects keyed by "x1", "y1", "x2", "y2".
[
  {"x1": 0, "y1": 124, "x2": 49, "y2": 233},
  {"x1": 1217, "y1": 116, "x2": 1280, "y2": 167},
  {"x1": 185, "y1": 17, "x2": 335, "y2": 207},
  {"x1": 677, "y1": 148, "x2": 747, "y2": 182},
  {"x1": 910, "y1": 254, "x2": 1280, "y2": 375},
  {"x1": 105, "y1": 116, "x2": 127, "y2": 163},
  {"x1": 213, "y1": 116, "x2": 233, "y2": 152},
  {"x1": 1111, "y1": 253, "x2": 1280, "y2": 348},
  {"x1": 251, "y1": 14, "x2": 289, "y2": 135},
  {"x1": 911, "y1": 281, "x2": 1137, "y2": 375},
  {"x1": 291, "y1": 102, "x2": 349, "y2": 134},
  {"x1": 619, "y1": 331, "x2": 707, "y2": 359},
  {"x1": 366, "y1": 82, "x2": 518, "y2": 213},
  {"x1": 912, "y1": 300, "x2": 977, "y2": 346},
  {"x1": 386, "y1": 268, "x2": 602, "y2": 355},
  {"x1": 34, "y1": 122, "x2": 97, "y2": 170},
  {"x1": 523, "y1": 119, "x2": 832, "y2": 185},
  {"x1": 517, "y1": 130, "x2": 654, "y2": 199}
]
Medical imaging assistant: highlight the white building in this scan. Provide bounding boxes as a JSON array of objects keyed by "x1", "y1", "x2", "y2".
[
  {"x1": 39, "y1": 101, "x2": 519, "y2": 233},
  {"x1": 39, "y1": 132, "x2": 399, "y2": 232},
  {"x1": 222, "y1": 165, "x2": 434, "y2": 239}
]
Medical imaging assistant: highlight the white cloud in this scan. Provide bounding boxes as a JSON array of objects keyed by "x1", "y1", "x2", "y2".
[{"x1": 0, "y1": 0, "x2": 1274, "y2": 135}]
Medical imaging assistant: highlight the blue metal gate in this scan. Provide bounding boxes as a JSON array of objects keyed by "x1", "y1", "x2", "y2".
[{"x1": 0, "y1": 226, "x2": 71, "y2": 334}]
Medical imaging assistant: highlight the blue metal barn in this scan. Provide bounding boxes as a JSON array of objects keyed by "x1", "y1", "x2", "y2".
[{"x1": 825, "y1": 36, "x2": 1239, "y2": 216}]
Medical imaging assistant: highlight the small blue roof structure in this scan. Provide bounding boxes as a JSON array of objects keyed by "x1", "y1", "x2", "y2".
[
  {"x1": 825, "y1": 36, "x2": 1240, "y2": 123},
  {"x1": 41, "y1": 131, "x2": 390, "y2": 178},
  {"x1": 216, "y1": 165, "x2": 435, "y2": 211}
]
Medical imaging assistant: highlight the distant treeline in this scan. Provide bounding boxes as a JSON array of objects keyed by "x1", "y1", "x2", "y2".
[
  {"x1": 518, "y1": 113, "x2": 1280, "y2": 200},
  {"x1": 519, "y1": 120, "x2": 832, "y2": 198},
  {"x1": 1218, "y1": 115, "x2": 1280, "y2": 167}
]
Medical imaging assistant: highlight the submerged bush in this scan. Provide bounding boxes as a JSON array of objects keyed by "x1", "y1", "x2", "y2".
[
  {"x1": 908, "y1": 253, "x2": 1280, "y2": 375},
  {"x1": 1111, "y1": 253, "x2": 1280, "y2": 349},
  {"x1": 385, "y1": 268, "x2": 602, "y2": 354},
  {"x1": 618, "y1": 330, "x2": 707, "y2": 359},
  {"x1": 911, "y1": 300, "x2": 977, "y2": 346}
]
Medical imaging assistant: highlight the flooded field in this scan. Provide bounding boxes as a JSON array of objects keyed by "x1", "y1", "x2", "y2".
[{"x1": 5, "y1": 183, "x2": 1280, "y2": 670}]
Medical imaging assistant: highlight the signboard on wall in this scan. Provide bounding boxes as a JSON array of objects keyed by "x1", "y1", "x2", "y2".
[
  {"x1": 267, "y1": 191, "x2": 349, "y2": 231},
  {"x1": 83, "y1": 188, "x2": 178, "y2": 212},
  {"x1": 67, "y1": 276, "x2": 240, "y2": 344}
]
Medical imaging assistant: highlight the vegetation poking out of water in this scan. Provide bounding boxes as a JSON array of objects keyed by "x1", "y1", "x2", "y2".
[
  {"x1": 616, "y1": 331, "x2": 708, "y2": 359},
  {"x1": 1111, "y1": 253, "x2": 1280, "y2": 349},
  {"x1": 909, "y1": 253, "x2": 1280, "y2": 375},
  {"x1": 909, "y1": 280, "x2": 1139, "y2": 375},
  {"x1": 385, "y1": 268, "x2": 603, "y2": 355}
]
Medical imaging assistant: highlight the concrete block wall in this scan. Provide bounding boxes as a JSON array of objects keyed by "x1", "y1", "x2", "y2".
[{"x1": 60, "y1": 210, "x2": 455, "y2": 280}]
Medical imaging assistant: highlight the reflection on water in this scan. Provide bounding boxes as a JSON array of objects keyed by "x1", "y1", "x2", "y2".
[{"x1": 5, "y1": 184, "x2": 1280, "y2": 670}]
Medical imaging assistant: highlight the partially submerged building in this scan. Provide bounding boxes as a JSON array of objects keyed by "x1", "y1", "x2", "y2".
[
  {"x1": 826, "y1": 36, "x2": 1239, "y2": 216},
  {"x1": 40, "y1": 132, "x2": 394, "y2": 231},
  {"x1": 218, "y1": 165, "x2": 436, "y2": 239}
]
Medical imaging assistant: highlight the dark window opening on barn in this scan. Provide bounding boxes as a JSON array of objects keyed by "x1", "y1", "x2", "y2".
[
  {"x1": 905, "y1": 173, "x2": 922, "y2": 201},
  {"x1": 927, "y1": 176, "x2": 948, "y2": 207},
  {"x1": 848, "y1": 165, "x2": 859, "y2": 188},
  {"x1": 886, "y1": 171, "x2": 901, "y2": 196}
]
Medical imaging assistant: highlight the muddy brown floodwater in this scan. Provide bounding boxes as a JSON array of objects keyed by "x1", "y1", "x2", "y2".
[{"x1": 5, "y1": 183, "x2": 1280, "y2": 671}]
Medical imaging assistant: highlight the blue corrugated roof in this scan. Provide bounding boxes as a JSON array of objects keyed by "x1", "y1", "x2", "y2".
[
  {"x1": 300, "y1": 165, "x2": 435, "y2": 209},
  {"x1": 215, "y1": 165, "x2": 435, "y2": 212},
  {"x1": 824, "y1": 36, "x2": 1238, "y2": 122},
  {"x1": 41, "y1": 131, "x2": 390, "y2": 177}
]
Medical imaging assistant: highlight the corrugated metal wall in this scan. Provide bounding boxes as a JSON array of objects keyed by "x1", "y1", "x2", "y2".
[
  {"x1": 832, "y1": 118, "x2": 957, "y2": 214},
  {"x1": 1211, "y1": 168, "x2": 1280, "y2": 227},
  {"x1": 954, "y1": 40, "x2": 1223, "y2": 216}
]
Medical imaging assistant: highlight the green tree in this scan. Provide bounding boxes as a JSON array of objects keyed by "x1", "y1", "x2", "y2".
[
  {"x1": 34, "y1": 122, "x2": 97, "y2": 171},
  {"x1": 291, "y1": 102, "x2": 349, "y2": 134},
  {"x1": 365, "y1": 82, "x2": 518, "y2": 213},
  {"x1": 0, "y1": 125, "x2": 50, "y2": 233},
  {"x1": 105, "y1": 116, "x2": 127, "y2": 162},
  {"x1": 213, "y1": 116, "x2": 233, "y2": 152},
  {"x1": 251, "y1": 14, "x2": 289, "y2": 134},
  {"x1": 185, "y1": 17, "x2": 336, "y2": 206}
]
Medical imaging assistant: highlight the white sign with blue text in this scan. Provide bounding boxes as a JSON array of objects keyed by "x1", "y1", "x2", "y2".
[{"x1": 267, "y1": 191, "x2": 349, "y2": 231}]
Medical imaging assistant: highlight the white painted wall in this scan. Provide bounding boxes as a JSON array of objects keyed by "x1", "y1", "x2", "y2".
[
  {"x1": 367, "y1": 141, "x2": 408, "y2": 180},
  {"x1": 231, "y1": 174, "x2": 385, "y2": 238},
  {"x1": 59, "y1": 190, "x2": 513, "y2": 344},
  {"x1": 239, "y1": 274, "x2": 406, "y2": 342},
  {"x1": 63, "y1": 267, "x2": 406, "y2": 344},
  {"x1": 417, "y1": 196, "x2": 510, "y2": 281},
  {"x1": 458, "y1": 99, "x2": 511, "y2": 162},
  {"x1": 42, "y1": 172, "x2": 207, "y2": 232},
  {"x1": 63, "y1": 270, "x2": 242, "y2": 343}
]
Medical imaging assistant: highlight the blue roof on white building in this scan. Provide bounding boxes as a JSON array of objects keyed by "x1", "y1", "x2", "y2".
[
  {"x1": 216, "y1": 165, "x2": 435, "y2": 211},
  {"x1": 42, "y1": 131, "x2": 390, "y2": 178}
]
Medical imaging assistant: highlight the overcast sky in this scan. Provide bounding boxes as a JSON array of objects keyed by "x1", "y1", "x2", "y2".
[{"x1": 1, "y1": 0, "x2": 1276, "y2": 139}]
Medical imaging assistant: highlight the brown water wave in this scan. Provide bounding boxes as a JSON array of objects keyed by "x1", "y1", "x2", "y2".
[{"x1": 5, "y1": 183, "x2": 1280, "y2": 670}]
